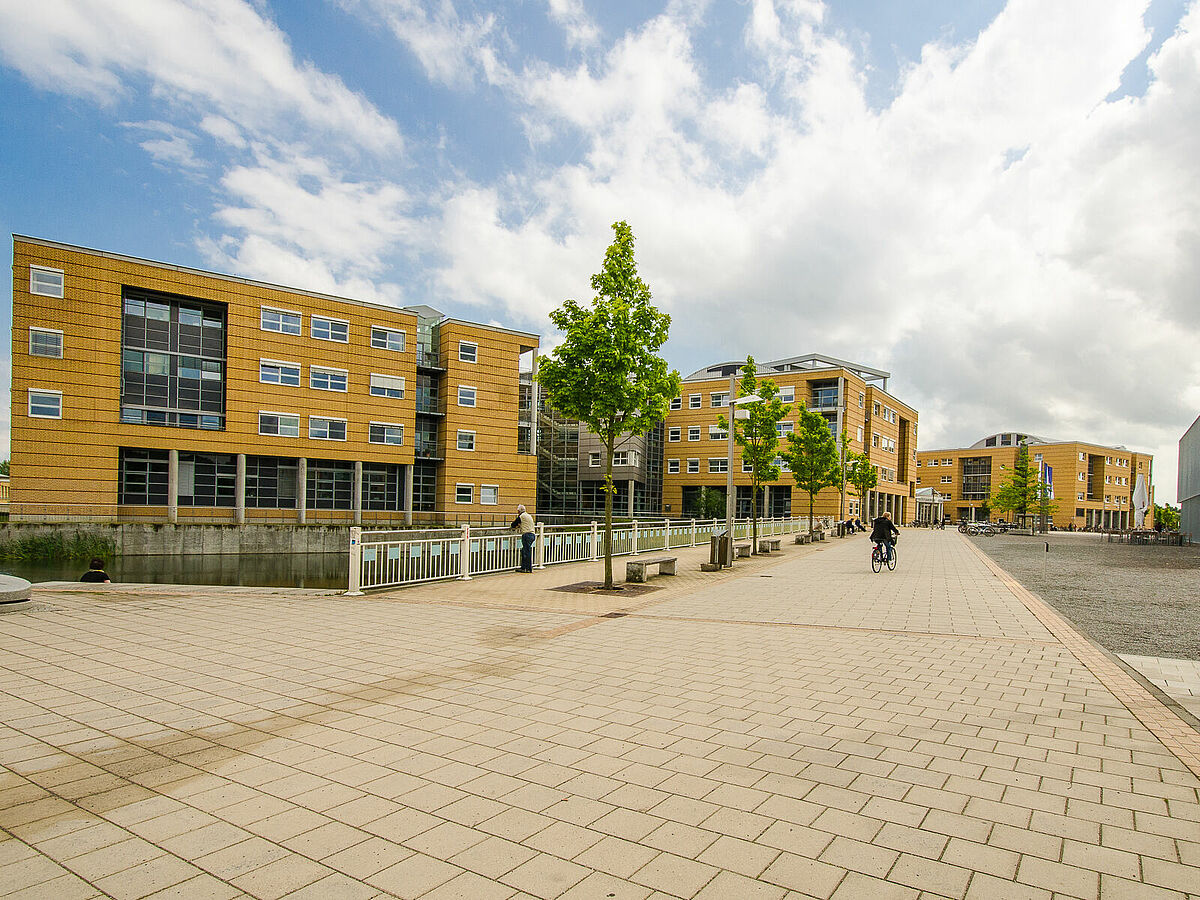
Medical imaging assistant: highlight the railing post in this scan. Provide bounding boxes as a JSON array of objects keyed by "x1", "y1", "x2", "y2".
[
  {"x1": 664, "y1": 517, "x2": 670, "y2": 549},
  {"x1": 690, "y1": 519, "x2": 697, "y2": 546},
  {"x1": 631, "y1": 520, "x2": 639, "y2": 556},
  {"x1": 458, "y1": 524, "x2": 472, "y2": 580},
  {"x1": 535, "y1": 522, "x2": 545, "y2": 569},
  {"x1": 346, "y1": 526, "x2": 363, "y2": 596},
  {"x1": 590, "y1": 521, "x2": 599, "y2": 561}
]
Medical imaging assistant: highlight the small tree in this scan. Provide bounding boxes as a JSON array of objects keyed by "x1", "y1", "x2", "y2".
[
  {"x1": 844, "y1": 449, "x2": 877, "y2": 521},
  {"x1": 537, "y1": 221, "x2": 682, "y2": 588},
  {"x1": 691, "y1": 486, "x2": 726, "y2": 519},
  {"x1": 991, "y1": 447, "x2": 1057, "y2": 531},
  {"x1": 718, "y1": 357, "x2": 789, "y2": 553},
  {"x1": 1155, "y1": 502, "x2": 1180, "y2": 531},
  {"x1": 783, "y1": 404, "x2": 840, "y2": 535},
  {"x1": 0, "y1": 459, "x2": 8, "y2": 476}
]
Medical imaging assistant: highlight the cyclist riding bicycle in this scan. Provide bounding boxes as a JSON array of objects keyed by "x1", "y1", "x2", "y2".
[{"x1": 870, "y1": 511, "x2": 899, "y2": 564}]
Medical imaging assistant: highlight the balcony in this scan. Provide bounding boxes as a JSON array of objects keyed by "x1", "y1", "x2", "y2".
[
  {"x1": 416, "y1": 347, "x2": 444, "y2": 371},
  {"x1": 415, "y1": 440, "x2": 442, "y2": 460},
  {"x1": 416, "y1": 396, "x2": 444, "y2": 416}
]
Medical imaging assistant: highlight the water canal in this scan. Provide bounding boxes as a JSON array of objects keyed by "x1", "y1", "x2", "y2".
[{"x1": 1, "y1": 552, "x2": 349, "y2": 590}]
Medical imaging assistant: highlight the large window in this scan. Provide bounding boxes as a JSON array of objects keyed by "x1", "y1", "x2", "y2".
[
  {"x1": 370, "y1": 326, "x2": 405, "y2": 352},
  {"x1": 119, "y1": 448, "x2": 169, "y2": 505},
  {"x1": 29, "y1": 266, "x2": 64, "y2": 298},
  {"x1": 369, "y1": 422, "x2": 404, "y2": 445},
  {"x1": 312, "y1": 316, "x2": 349, "y2": 342},
  {"x1": 307, "y1": 460, "x2": 353, "y2": 509},
  {"x1": 310, "y1": 366, "x2": 348, "y2": 392},
  {"x1": 259, "y1": 360, "x2": 300, "y2": 386},
  {"x1": 246, "y1": 456, "x2": 298, "y2": 508},
  {"x1": 178, "y1": 453, "x2": 236, "y2": 507},
  {"x1": 259, "y1": 412, "x2": 300, "y2": 437},
  {"x1": 363, "y1": 463, "x2": 404, "y2": 511},
  {"x1": 261, "y1": 307, "x2": 301, "y2": 335},
  {"x1": 123, "y1": 288, "x2": 226, "y2": 429},
  {"x1": 370, "y1": 374, "x2": 405, "y2": 398},
  {"x1": 28, "y1": 389, "x2": 62, "y2": 419},
  {"x1": 309, "y1": 417, "x2": 347, "y2": 441},
  {"x1": 29, "y1": 328, "x2": 63, "y2": 358},
  {"x1": 708, "y1": 458, "x2": 728, "y2": 473},
  {"x1": 458, "y1": 341, "x2": 478, "y2": 363}
]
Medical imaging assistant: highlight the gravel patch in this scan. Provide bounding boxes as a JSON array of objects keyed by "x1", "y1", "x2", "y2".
[{"x1": 970, "y1": 532, "x2": 1200, "y2": 660}]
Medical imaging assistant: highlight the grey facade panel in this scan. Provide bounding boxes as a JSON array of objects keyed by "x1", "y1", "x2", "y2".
[{"x1": 1180, "y1": 414, "x2": 1200, "y2": 539}]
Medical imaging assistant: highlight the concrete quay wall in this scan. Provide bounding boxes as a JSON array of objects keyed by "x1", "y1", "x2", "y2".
[{"x1": 0, "y1": 523, "x2": 349, "y2": 556}]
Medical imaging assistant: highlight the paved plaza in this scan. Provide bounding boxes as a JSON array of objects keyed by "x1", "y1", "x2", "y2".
[{"x1": 1, "y1": 530, "x2": 1199, "y2": 899}]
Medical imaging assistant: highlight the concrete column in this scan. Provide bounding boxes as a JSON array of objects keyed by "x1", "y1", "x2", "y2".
[
  {"x1": 235, "y1": 453, "x2": 246, "y2": 525},
  {"x1": 404, "y1": 464, "x2": 414, "y2": 526},
  {"x1": 297, "y1": 457, "x2": 308, "y2": 524},
  {"x1": 353, "y1": 460, "x2": 363, "y2": 526},
  {"x1": 168, "y1": 449, "x2": 179, "y2": 524},
  {"x1": 628, "y1": 479, "x2": 635, "y2": 518}
]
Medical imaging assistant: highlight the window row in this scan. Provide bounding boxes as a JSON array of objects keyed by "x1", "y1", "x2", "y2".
[
  {"x1": 258, "y1": 360, "x2": 405, "y2": 398},
  {"x1": 666, "y1": 457, "x2": 790, "y2": 475},
  {"x1": 119, "y1": 449, "x2": 407, "y2": 510},
  {"x1": 258, "y1": 412, "x2": 404, "y2": 445},
  {"x1": 258, "y1": 310, "x2": 482, "y2": 363},
  {"x1": 668, "y1": 386, "x2": 798, "y2": 412},
  {"x1": 455, "y1": 483, "x2": 499, "y2": 504},
  {"x1": 586, "y1": 450, "x2": 641, "y2": 467}
]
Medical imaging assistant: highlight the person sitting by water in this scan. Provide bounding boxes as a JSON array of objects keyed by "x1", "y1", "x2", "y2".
[{"x1": 80, "y1": 557, "x2": 111, "y2": 583}]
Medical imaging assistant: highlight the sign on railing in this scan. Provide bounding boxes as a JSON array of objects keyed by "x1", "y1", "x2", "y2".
[{"x1": 347, "y1": 516, "x2": 811, "y2": 594}]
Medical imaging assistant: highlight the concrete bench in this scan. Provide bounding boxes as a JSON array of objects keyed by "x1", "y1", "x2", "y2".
[
  {"x1": 626, "y1": 556, "x2": 678, "y2": 583},
  {"x1": 794, "y1": 533, "x2": 811, "y2": 545},
  {"x1": 735, "y1": 543, "x2": 752, "y2": 559},
  {"x1": 758, "y1": 538, "x2": 782, "y2": 553}
]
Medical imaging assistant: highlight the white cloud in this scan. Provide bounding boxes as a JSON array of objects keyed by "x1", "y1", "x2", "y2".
[
  {"x1": 122, "y1": 121, "x2": 206, "y2": 170},
  {"x1": 547, "y1": 0, "x2": 600, "y2": 49},
  {"x1": 0, "y1": 0, "x2": 402, "y2": 153},
  {"x1": 341, "y1": 0, "x2": 496, "y2": 88}
]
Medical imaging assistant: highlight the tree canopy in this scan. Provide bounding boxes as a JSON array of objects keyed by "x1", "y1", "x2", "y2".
[
  {"x1": 783, "y1": 404, "x2": 840, "y2": 534},
  {"x1": 718, "y1": 357, "x2": 789, "y2": 550},
  {"x1": 536, "y1": 221, "x2": 681, "y2": 587},
  {"x1": 990, "y1": 446, "x2": 1056, "y2": 530}
]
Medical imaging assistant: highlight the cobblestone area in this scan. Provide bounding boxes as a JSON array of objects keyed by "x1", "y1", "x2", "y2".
[
  {"x1": 1, "y1": 532, "x2": 1198, "y2": 899},
  {"x1": 967, "y1": 533, "x2": 1200, "y2": 660}
]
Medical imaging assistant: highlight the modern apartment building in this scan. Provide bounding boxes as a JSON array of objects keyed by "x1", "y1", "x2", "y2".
[
  {"x1": 915, "y1": 432, "x2": 1154, "y2": 529},
  {"x1": 10, "y1": 236, "x2": 538, "y2": 525},
  {"x1": 661, "y1": 354, "x2": 918, "y2": 523},
  {"x1": 1178, "y1": 414, "x2": 1200, "y2": 539}
]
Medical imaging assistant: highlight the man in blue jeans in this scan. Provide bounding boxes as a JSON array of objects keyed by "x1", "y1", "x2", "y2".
[
  {"x1": 511, "y1": 504, "x2": 536, "y2": 572},
  {"x1": 869, "y1": 511, "x2": 899, "y2": 563}
]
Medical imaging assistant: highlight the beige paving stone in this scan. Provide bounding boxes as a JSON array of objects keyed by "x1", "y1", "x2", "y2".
[
  {"x1": 500, "y1": 852, "x2": 591, "y2": 899},
  {"x1": 573, "y1": 834, "x2": 659, "y2": 879},
  {"x1": 229, "y1": 854, "x2": 331, "y2": 899},
  {"x1": 323, "y1": 836, "x2": 414, "y2": 879},
  {"x1": 630, "y1": 851, "x2": 719, "y2": 897}
]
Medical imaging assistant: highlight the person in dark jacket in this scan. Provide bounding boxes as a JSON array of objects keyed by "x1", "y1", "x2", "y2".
[
  {"x1": 80, "y1": 557, "x2": 111, "y2": 583},
  {"x1": 869, "y1": 512, "x2": 899, "y2": 563}
]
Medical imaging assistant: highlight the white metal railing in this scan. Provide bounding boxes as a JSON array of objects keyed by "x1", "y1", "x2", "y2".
[{"x1": 348, "y1": 516, "x2": 812, "y2": 593}]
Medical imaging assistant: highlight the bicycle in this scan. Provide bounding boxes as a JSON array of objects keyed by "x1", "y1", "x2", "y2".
[{"x1": 871, "y1": 541, "x2": 896, "y2": 572}]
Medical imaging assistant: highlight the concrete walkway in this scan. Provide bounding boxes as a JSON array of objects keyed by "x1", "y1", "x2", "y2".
[{"x1": 1, "y1": 530, "x2": 1198, "y2": 899}]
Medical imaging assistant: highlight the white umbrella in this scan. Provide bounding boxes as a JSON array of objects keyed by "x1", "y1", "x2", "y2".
[{"x1": 1132, "y1": 473, "x2": 1150, "y2": 528}]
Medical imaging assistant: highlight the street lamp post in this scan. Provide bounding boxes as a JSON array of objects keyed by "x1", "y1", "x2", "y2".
[{"x1": 724, "y1": 372, "x2": 763, "y2": 566}]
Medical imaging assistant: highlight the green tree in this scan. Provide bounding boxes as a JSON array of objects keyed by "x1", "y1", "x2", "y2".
[
  {"x1": 690, "y1": 486, "x2": 726, "y2": 519},
  {"x1": 1154, "y1": 502, "x2": 1179, "y2": 530},
  {"x1": 844, "y1": 449, "x2": 877, "y2": 522},
  {"x1": 783, "y1": 404, "x2": 840, "y2": 536},
  {"x1": 718, "y1": 357, "x2": 789, "y2": 553},
  {"x1": 991, "y1": 447, "x2": 1057, "y2": 531},
  {"x1": 537, "y1": 221, "x2": 682, "y2": 588},
  {"x1": 0, "y1": 459, "x2": 9, "y2": 476}
]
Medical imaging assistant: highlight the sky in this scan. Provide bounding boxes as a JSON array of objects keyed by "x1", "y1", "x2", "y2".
[{"x1": 1, "y1": 0, "x2": 1197, "y2": 504}]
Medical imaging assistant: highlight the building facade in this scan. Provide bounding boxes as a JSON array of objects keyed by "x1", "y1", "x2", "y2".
[
  {"x1": 1179, "y1": 414, "x2": 1200, "y2": 539},
  {"x1": 915, "y1": 432, "x2": 1154, "y2": 529},
  {"x1": 661, "y1": 355, "x2": 918, "y2": 523},
  {"x1": 10, "y1": 236, "x2": 538, "y2": 525}
]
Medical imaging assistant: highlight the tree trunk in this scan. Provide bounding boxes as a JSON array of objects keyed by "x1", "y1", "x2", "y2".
[
  {"x1": 751, "y1": 482, "x2": 759, "y2": 553},
  {"x1": 809, "y1": 490, "x2": 816, "y2": 536},
  {"x1": 603, "y1": 436, "x2": 614, "y2": 589}
]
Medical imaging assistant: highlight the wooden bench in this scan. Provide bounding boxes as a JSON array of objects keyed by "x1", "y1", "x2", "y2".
[
  {"x1": 626, "y1": 556, "x2": 678, "y2": 583},
  {"x1": 758, "y1": 538, "x2": 782, "y2": 553},
  {"x1": 735, "y1": 543, "x2": 752, "y2": 559}
]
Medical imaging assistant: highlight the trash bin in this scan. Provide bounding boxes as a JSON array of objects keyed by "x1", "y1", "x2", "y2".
[{"x1": 710, "y1": 530, "x2": 730, "y2": 567}]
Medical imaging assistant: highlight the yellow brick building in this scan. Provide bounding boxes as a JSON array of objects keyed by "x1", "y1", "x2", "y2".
[
  {"x1": 915, "y1": 432, "x2": 1154, "y2": 529},
  {"x1": 662, "y1": 355, "x2": 918, "y2": 523},
  {"x1": 10, "y1": 236, "x2": 537, "y2": 525}
]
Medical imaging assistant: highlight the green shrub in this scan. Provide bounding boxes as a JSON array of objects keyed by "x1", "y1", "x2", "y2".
[{"x1": 0, "y1": 532, "x2": 117, "y2": 562}]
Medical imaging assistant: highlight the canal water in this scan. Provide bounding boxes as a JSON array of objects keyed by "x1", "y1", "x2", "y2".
[{"x1": 0, "y1": 553, "x2": 349, "y2": 590}]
